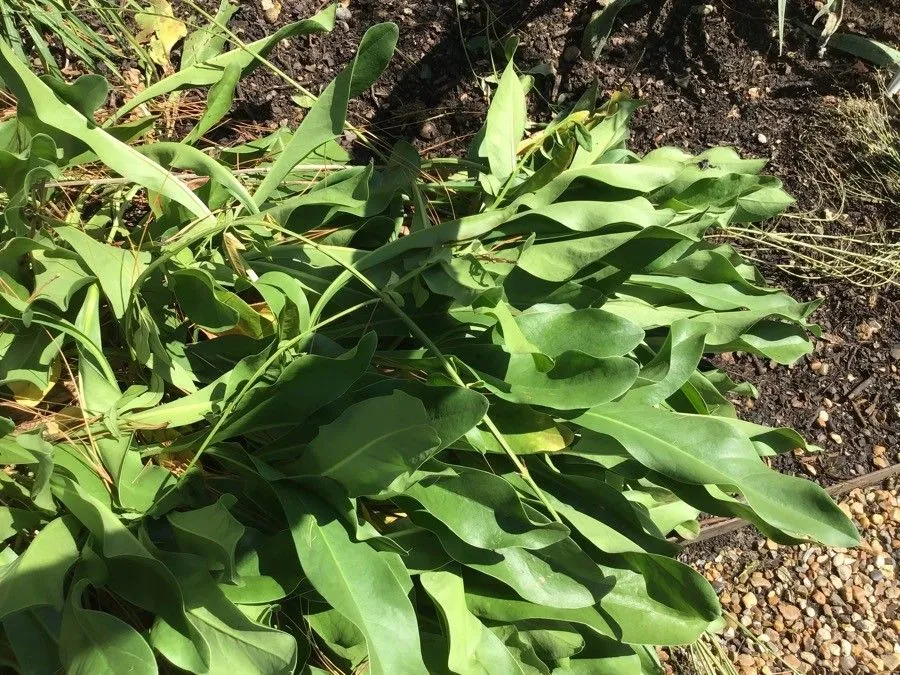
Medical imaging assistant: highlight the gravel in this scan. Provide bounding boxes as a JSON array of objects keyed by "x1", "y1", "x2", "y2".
[{"x1": 685, "y1": 482, "x2": 900, "y2": 673}]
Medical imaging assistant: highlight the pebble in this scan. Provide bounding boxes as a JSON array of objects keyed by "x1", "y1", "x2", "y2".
[
  {"x1": 737, "y1": 654, "x2": 755, "y2": 667},
  {"x1": 335, "y1": 5, "x2": 352, "y2": 21},
  {"x1": 682, "y1": 486, "x2": 900, "y2": 673},
  {"x1": 757, "y1": 133, "x2": 768, "y2": 144},
  {"x1": 419, "y1": 121, "x2": 438, "y2": 140},
  {"x1": 779, "y1": 604, "x2": 802, "y2": 622},
  {"x1": 562, "y1": 45, "x2": 581, "y2": 62}
]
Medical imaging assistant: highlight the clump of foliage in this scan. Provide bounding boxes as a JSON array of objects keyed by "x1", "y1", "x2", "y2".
[
  {"x1": 0, "y1": 0, "x2": 134, "y2": 78},
  {"x1": 0, "y1": 6, "x2": 857, "y2": 674}
]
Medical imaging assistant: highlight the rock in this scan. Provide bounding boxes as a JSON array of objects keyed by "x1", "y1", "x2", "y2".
[
  {"x1": 562, "y1": 45, "x2": 581, "y2": 62},
  {"x1": 779, "y1": 604, "x2": 802, "y2": 623},
  {"x1": 260, "y1": 0, "x2": 282, "y2": 23},
  {"x1": 750, "y1": 574, "x2": 772, "y2": 589},
  {"x1": 840, "y1": 655, "x2": 857, "y2": 670},
  {"x1": 737, "y1": 654, "x2": 755, "y2": 667},
  {"x1": 837, "y1": 565, "x2": 853, "y2": 581},
  {"x1": 419, "y1": 121, "x2": 438, "y2": 140},
  {"x1": 742, "y1": 592, "x2": 758, "y2": 609},
  {"x1": 335, "y1": 4, "x2": 352, "y2": 21},
  {"x1": 783, "y1": 655, "x2": 803, "y2": 670},
  {"x1": 800, "y1": 651, "x2": 817, "y2": 665},
  {"x1": 757, "y1": 133, "x2": 768, "y2": 144}
]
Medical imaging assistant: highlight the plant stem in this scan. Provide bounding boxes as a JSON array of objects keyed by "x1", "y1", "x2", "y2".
[{"x1": 293, "y1": 233, "x2": 563, "y2": 523}]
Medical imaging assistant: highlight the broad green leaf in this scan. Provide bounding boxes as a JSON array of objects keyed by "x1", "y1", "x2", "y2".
[
  {"x1": 39, "y1": 73, "x2": 108, "y2": 118},
  {"x1": 74, "y1": 284, "x2": 121, "y2": 415},
  {"x1": 573, "y1": 404, "x2": 859, "y2": 547},
  {"x1": 171, "y1": 268, "x2": 271, "y2": 337},
  {"x1": 291, "y1": 391, "x2": 441, "y2": 496},
  {"x1": 306, "y1": 607, "x2": 368, "y2": 670},
  {"x1": 223, "y1": 529, "x2": 302, "y2": 605},
  {"x1": 514, "y1": 621, "x2": 584, "y2": 664},
  {"x1": 523, "y1": 468, "x2": 675, "y2": 555},
  {"x1": 168, "y1": 494, "x2": 245, "y2": 583},
  {"x1": 478, "y1": 59, "x2": 526, "y2": 183},
  {"x1": 0, "y1": 327, "x2": 62, "y2": 405},
  {"x1": 60, "y1": 579, "x2": 158, "y2": 675},
  {"x1": 150, "y1": 547, "x2": 297, "y2": 675},
  {"x1": 138, "y1": 142, "x2": 257, "y2": 213},
  {"x1": 274, "y1": 485, "x2": 427, "y2": 675},
  {"x1": 556, "y1": 634, "x2": 644, "y2": 674},
  {"x1": 464, "y1": 556, "x2": 716, "y2": 648},
  {"x1": 620, "y1": 318, "x2": 706, "y2": 406},
  {"x1": 421, "y1": 569, "x2": 531, "y2": 675},
  {"x1": 414, "y1": 511, "x2": 607, "y2": 610},
  {"x1": 11, "y1": 247, "x2": 82, "y2": 314},
  {"x1": 253, "y1": 22, "x2": 398, "y2": 206},
  {"x1": 731, "y1": 185, "x2": 794, "y2": 222},
  {"x1": 456, "y1": 346, "x2": 639, "y2": 410},
  {"x1": 215, "y1": 332, "x2": 377, "y2": 439},
  {"x1": 0, "y1": 507, "x2": 43, "y2": 542},
  {"x1": 52, "y1": 477, "x2": 200, "y2": 656},
  {"x1": 0, "y1": 518, "x2": 79, "y2": 620},
  {"x1": 569, "y1": 100, "x2": 639, "y2": 169},
  {"x1": 515, "y1": 306, "x2": 644, "y2": 359},
  {"x1": 465, "y1": 401, "x2": 572, "y2": 455},
  {"x1": 55, "y1": 226, "x2": 148, "y2": 320},
  {"x1": 95, "y1": 436, "x2": 175, "y2": 514},
  {"x1": 402, "y1": 468, "x2": 568, "y2": 551},
  {"x1": 802, "y1": 26, "x2": 900, "y2": 67},
  {"x1": 3, "y1": 607, "x2": 63, "y2": 675}
]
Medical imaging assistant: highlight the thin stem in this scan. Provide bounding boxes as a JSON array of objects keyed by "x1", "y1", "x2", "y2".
[
  {"x1": 175, "y1": 298, "x2": 381, "y2": 481},
  {"x1": 44, "y1": 158, "x2": 486, "y2": 189},
  {"x1": 292, "y1": 232, "x2": 563, "y2": 523}
]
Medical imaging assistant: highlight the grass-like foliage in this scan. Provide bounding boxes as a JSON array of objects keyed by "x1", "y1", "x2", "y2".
[{"x1": 0, "y1": 8, "x2": 857, "y2": 675}]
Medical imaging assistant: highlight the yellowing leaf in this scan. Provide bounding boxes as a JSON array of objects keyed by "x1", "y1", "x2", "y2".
[
  {"x1": 135, "y1": 0, "x2": 187, "y2": 67},
  {"x1": 6, "y1": 357, "x2": 59, "y2": 407}
]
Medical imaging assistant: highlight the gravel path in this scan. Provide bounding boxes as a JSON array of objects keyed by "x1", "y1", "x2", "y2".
[{"x1": 687, "y1": 481, "x2": 900, "y2": 674}]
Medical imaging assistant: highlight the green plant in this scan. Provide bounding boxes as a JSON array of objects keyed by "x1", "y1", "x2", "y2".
[
  {"x1": 0, "y1": 7, "x2": 858, "y2": 674},
  {"x1": 0, "y1": 0, "x2": 133, "y2": 78}
]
